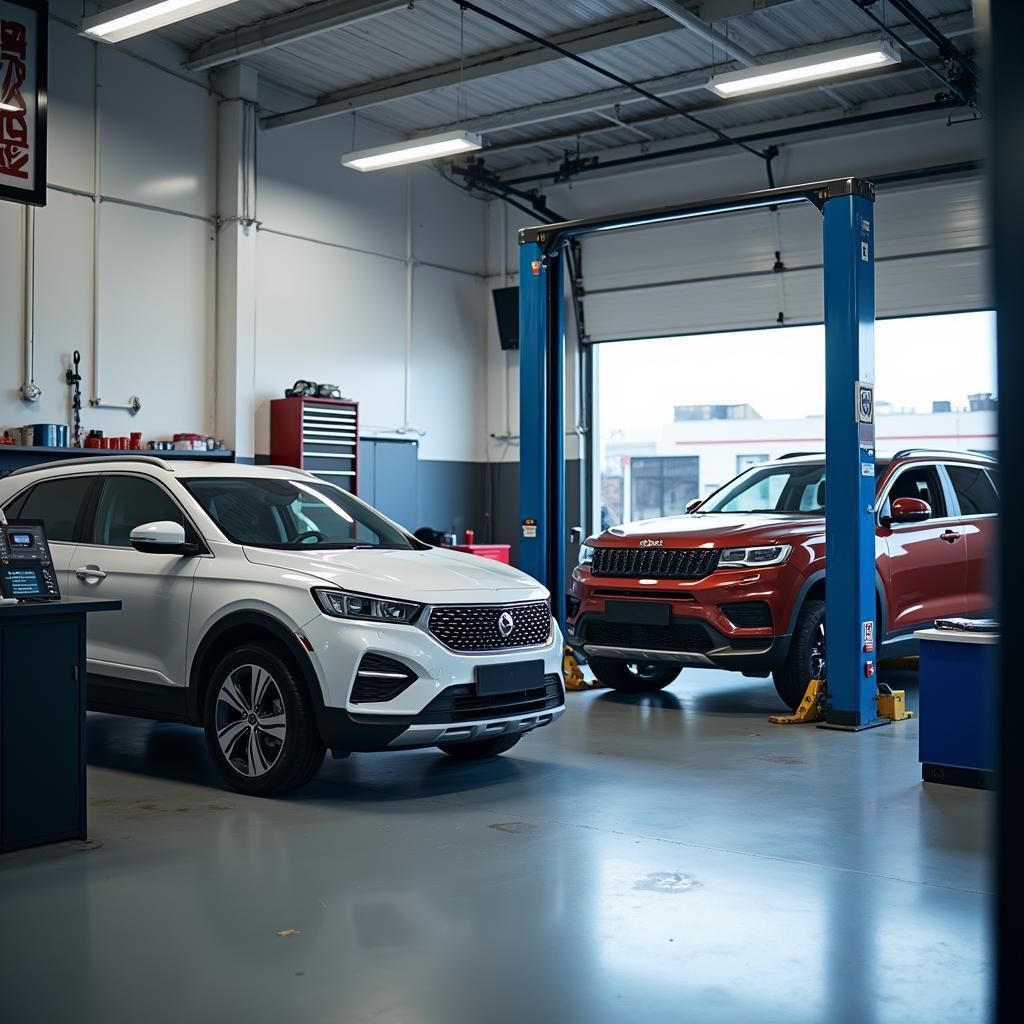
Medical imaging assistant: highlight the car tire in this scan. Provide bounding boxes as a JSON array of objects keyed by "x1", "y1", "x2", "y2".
[
  {"x1": 773, "y1": 599, "x2": 826, "y2": 711},
  {"x1": 203, "y1": 644, "x2": 326, "y2": 796},
  {"x1": 438, "y1": 732, "x2": 524, "y2": 759},
  {"x1": 588, "y1": 657, "x2": 682, "y2": 693}
]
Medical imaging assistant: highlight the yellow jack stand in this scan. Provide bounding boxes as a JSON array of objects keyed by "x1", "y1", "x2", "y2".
[
  {"x1": 877, "y1": 684, "x2": 913, "y2": 721},
  {"x1": 563, "y1": 648, "x2": 587, "y2": 690},
  {"x1": 769, "y1": 678, "x2": 826, "y2": 724}
]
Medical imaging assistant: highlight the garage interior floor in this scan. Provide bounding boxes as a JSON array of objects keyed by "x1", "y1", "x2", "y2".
[{"x1": 0, "y1": 667, "x2": 991, "y2": 1024}]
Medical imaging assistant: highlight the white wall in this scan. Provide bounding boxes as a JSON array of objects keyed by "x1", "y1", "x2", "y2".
[
  {"x1": 1, "y1": 12, "x2": 490, "y2": 466},
  {"x1": 252, "y1": 92, "x2": 489, "y2": 462},
  {"x1": 1, "y1": 9, "x2": 217, "y2": 442},
  {"x1": 483, "y1": 109, "x2": 988, "y2": 465}
]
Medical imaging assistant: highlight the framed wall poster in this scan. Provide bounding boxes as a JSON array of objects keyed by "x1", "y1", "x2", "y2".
[{"x1": 0, "y1": 0, "x2": 47, "y2": 206}]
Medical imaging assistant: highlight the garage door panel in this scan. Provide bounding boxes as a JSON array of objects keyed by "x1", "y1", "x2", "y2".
[
  {"x1": 584, "y1": 267, "x2": 823, "y2": 342},
  {"x1": 582, "y1": 203, "x2": 822, "y2": 292},
  {"x1": 582, "y1": 177, "x2": 987, "y2": 341}
]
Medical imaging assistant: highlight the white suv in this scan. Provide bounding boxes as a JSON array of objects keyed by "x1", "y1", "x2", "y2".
[{"x1": 0, "y1": 458, "x2": 565, "y2": 795}]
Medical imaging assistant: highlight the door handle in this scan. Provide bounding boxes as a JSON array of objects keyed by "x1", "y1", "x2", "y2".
[
  {"x1": 75, "y1": 565, "x2": 107, "y2": 582},
  {"x1": 940, "y1": 530, "x2": 961, "y2": 544}
]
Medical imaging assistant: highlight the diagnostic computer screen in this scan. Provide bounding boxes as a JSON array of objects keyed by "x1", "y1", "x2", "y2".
[
  {"x1": 1, "y1": 567, "x2": 46, "y2": 598},
  {"x1": 8, "y1": 532, "x2": 34, "y2": 548}
]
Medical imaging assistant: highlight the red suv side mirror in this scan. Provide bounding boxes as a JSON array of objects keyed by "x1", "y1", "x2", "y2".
[
  {"x1": 686, "y1": 498, "x2": 702, "y2": 514},
  {"x1": 887, "y1": 496, "x2": 932, "y2": 525}
]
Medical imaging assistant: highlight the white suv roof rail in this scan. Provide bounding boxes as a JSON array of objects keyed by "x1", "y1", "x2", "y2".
[{"x1": 5, "y1": 455, "x2": 175, "y2": 478}]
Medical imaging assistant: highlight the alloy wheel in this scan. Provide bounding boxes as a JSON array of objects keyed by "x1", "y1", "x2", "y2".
[{"x1": 215, "y1": 664, "x2": 288, "y2": 778}]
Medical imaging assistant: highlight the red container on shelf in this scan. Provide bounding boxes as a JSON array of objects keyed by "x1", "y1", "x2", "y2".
[{"x1": 130, "y1": 432, "x2": 142, "y2": 450}]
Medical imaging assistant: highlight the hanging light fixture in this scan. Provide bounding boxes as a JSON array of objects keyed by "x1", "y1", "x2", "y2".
[
  {"x1": 81, "y1": 0, "x2": 245, "y2": 45},
  {"x1": 709, "y1": 40, "x2": 900, "y2": 98},
  {"x1": 342, "y1": 3, "x2": 482, "y2": 172},
  {"x1": 341, "y1": 130, "x2": 483, "y2": 172}
]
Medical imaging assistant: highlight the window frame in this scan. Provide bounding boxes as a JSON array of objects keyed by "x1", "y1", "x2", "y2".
[
  {"x1": 74, "y1": 473, "x2": 208, "y2": 553},
  {"x1": 876, "y1": 461, "x2": 957, "y2": 528},
  {"x1": 1, "y1": 473, "x2": 101, "y2": 545},
  {"x1": 940, "y1": 460, "x2": 1000, "y2": 521}
]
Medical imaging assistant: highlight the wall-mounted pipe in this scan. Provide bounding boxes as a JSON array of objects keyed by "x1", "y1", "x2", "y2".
[
  {"x1": 88, "y1": 44, "x2": 141, "y2": 415},
  {"x1": 20, "y1": 206, "x2": 41, "y2": 402}
]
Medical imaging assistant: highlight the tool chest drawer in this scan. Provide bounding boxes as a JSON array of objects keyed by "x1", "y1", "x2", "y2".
[{"x1": 270, "y1": 397, "x2": 359, "y2": 493}]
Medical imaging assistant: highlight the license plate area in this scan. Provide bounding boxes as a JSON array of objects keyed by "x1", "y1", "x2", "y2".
[
  {"x1": 476, "y1": 659, "x2": 545, "y2": 696},
  {"x1": 603, "y1": 600, "x2": 671, "y2": 625}
]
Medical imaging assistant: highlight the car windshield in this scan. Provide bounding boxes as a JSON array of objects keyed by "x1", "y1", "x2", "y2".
[
  {"x1": 183, "y1": 477, "x2": 416, "y2": 550},
  {"x1": 701, "y1": 463, "x2": 828, "y2": 514},
  {"x1": 699, "y1": 459, "x2": 892, "y2": 515}
]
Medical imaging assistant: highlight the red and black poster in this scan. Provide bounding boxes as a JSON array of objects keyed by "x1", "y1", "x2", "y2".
[{"x1": 0, "y1": 0, "x2": 47, "y2": 206}]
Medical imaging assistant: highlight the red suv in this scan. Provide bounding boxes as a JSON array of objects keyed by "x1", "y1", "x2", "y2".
[{"x1": 568, "y1": 449, "x2": 998, "y2": 708}]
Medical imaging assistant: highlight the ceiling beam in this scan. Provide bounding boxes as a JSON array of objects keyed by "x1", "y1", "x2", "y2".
[
  {"x1": 420, "y1": 9, "x2": 975, "y2": 138},
  {"x1": 260, "y1": 9, "x2": 677, "y2": 130},
  {"x1": 480, "y1": 60, "x2": 944, "y2": 157},
  {"x1": 497, "y1": 89, "x2": 968, "y2": 186},
  {"x1": 184, "y1": 0, "x2": 408, "y2": 73}
]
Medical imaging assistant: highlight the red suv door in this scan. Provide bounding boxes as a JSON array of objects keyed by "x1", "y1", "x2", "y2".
[
  {"x1": 943, "y1": 462, "x2": 999, "y2": 616},
  {"x1": 878, "y1": 462, "x2": 967, "y2": 633}
]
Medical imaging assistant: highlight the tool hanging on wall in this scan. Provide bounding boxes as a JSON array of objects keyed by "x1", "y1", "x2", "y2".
[{"x1": 66, "y1": 351, "x2": 83, "y2": 449}]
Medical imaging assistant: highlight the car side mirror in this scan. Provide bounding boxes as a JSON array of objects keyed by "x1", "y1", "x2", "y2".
[
  {"x1": 886, "y1": 497, "x2": 932, "y2": 526},
  {"x1": 686, "y1": 499, "x2": 702, "y2": 514},
  {"x1": 130, "y1": 521, "x2": 199, "y2": 556}
]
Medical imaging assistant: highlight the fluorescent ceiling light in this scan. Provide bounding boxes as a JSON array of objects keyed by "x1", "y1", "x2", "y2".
[
  {"x1": 708, "y1": 40, "x2": 900, "y2": 98},
  {"x1": 0, "y1": 101, "x2": 20, "y2": 112},
  {"x1": 342, "y1": 130, "x2": 483, "y2": 172},
  {"x1": 81, "y1": 0, "x2": 244, "y2": 45}
]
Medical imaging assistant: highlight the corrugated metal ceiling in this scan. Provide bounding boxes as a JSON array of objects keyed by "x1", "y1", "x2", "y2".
[{"x1": 154, "y1": 0, "x2": 976, "y2": 175}]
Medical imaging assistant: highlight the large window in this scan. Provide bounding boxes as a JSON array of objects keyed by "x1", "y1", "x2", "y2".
[{"x1": 595, "y1": 311, "x2": 996, "y2": 533}]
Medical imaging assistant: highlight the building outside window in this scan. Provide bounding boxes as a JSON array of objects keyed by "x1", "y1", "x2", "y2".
[{"x1": 630, "y1": 456, "x2": 699, "y2": 520}]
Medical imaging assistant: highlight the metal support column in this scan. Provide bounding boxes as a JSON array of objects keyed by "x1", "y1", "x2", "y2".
[
  {"x1": 518, "y1": 240, "x2": 566, "y2": 623},
  {"x1": 821, "y1": 190, "x2": 885, "y2": 730}
]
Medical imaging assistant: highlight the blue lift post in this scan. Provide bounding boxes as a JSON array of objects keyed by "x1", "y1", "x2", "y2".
[
  {"x1": 821, "y1": 191, "x2": 886, "y2": 730},
  {"x1": 519, "y1": 178, "x2": 882, "y2": 726},
  {"x1": 518, "y1": 242, "x2": 566, "y2": 611}
]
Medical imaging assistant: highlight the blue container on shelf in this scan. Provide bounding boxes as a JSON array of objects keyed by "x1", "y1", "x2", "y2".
[{"x1": 28, "y1": 424, "x2": 69, "y2": 447}]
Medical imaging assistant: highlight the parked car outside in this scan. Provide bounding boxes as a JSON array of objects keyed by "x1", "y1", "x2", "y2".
[
  {"x1": 568, "y1": 449, "x2": 997, "y2": 708},
  {"x1": 0, "y1": 460, "x2": 565, "y2": 795}
]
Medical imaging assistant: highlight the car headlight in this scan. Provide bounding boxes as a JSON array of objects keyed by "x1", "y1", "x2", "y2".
[
  {"x1": 579, "y1": 544, "x2": 595, "y2": 565},
  {"x1": 313, "y1": 588, "x2": 422, "y2": 624},
  {"x1": 719, "y1": 545, "x2": 792, "y2": 568}
]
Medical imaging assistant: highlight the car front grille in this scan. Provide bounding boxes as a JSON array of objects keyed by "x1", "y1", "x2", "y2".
[
  {"x1": 414, "y1": 674, "x2": 563, "y2": 724},
  {"x1": 584, "y1": 619, "x2": 714, "y2": 653},
  {"x1": 590, "y1": 547, "x2": 720, "y2": 581},
  {"x1": 428, "y1": 600, "x2": 551, "y2": 652}
]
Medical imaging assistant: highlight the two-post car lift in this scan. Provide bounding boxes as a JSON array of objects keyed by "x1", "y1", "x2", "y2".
[{"x1": 517, "y1": 178, "x2": 887, "y2": 730}]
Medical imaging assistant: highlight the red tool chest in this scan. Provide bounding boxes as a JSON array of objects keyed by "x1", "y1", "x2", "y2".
[{"x1": 270, "y1": 397, "x2": 359, "y2": 493}]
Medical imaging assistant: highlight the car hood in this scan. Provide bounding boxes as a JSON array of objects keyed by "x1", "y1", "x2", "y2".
[
  {"x1": 595, "y1": 513, "x2": 824, "y2": 548},
  {"x1": 243, "y1": 545, "x2": 547, "y2": 603}
]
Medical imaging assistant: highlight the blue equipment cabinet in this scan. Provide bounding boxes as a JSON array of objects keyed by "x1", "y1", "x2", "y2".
[
  {"x1": 518, "y1": 178, "x2": 882, "y2": 728},
  {"x1": 915, "y1": 627, "x2": 998, "y2": 789}
]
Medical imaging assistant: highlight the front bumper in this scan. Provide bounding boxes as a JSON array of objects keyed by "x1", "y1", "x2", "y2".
[
  {"x1": 300, "y1": 611, "x2": 566, "y2": 751},
  {"x1": 567, "y1": 565, "x2": 795, "y2": 675}
]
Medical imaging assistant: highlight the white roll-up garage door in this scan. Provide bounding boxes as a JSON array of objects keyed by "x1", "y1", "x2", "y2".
[{"x1": 580, "y1": 176, "x2": 988, "y2": 343}]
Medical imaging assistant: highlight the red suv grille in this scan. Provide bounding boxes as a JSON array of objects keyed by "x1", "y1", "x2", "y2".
[{"x1": 590, "y1": 547, "x2": 720, "y2": 580}]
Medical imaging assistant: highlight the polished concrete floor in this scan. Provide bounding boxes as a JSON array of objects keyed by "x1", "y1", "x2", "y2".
[{"x1": 0, "y1": 668, "x2": 992, "y2": 1023}]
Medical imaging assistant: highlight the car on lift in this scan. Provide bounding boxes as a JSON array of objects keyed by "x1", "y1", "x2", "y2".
[
  {"x1": 568, "y1": 449, "x2": 997, "y2": 709},
  {"x1": 0, "y1": 459, "x2": 565, "y2": 795}
]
